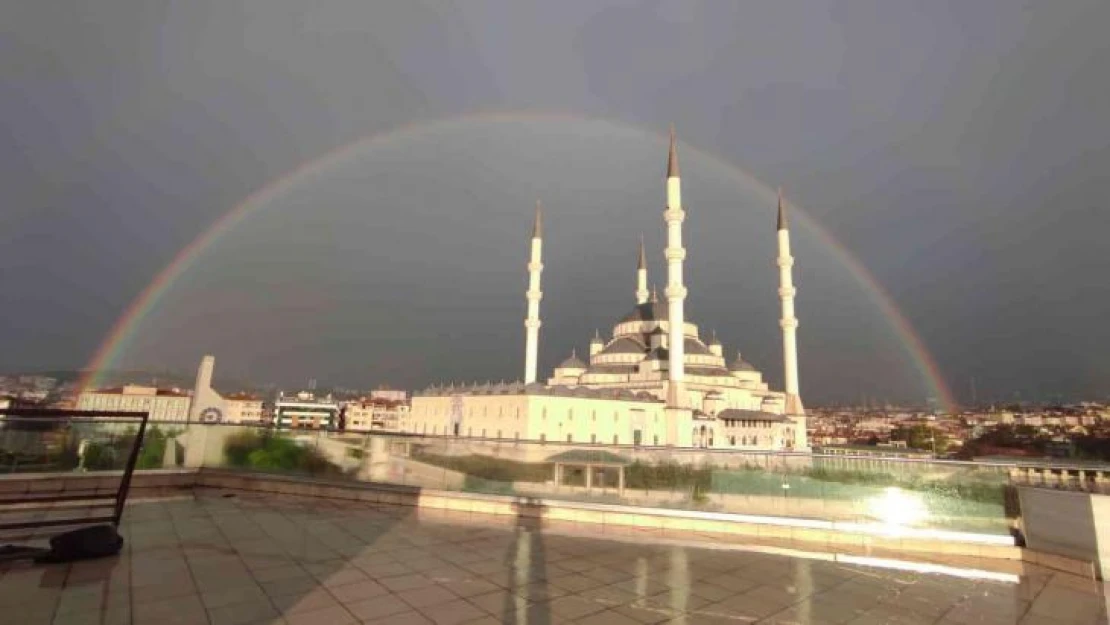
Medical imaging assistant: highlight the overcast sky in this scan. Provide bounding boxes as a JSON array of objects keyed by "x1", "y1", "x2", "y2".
[{"x1": 2, "y1": 1, "x2": 1107, "y2": 405}]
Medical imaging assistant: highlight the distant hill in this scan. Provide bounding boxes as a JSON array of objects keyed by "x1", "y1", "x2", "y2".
[{"x1": 3, "y1": 368, "x2": 270, "y2": 396}]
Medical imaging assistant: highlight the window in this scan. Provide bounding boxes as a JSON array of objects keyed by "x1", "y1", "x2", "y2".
[
  {"x1": 653, "y1": 435, "x2": 659, "y2": 445},
  {"x1": 591, "y1": 434, "x2": 597, "y2": 443},
  {"x1": 542, "y1": 408, "x2": 547, "y2": 420},
  {"x1": 515, "y1": 432, "x2": 520, "y2": 440},
  {"x1": 497, "y1": 430, "x2": 502, "y2": 438},
  {"x1": 566, "y1": 434, "x2": 572, "y2": 443},
  {"x1": 730, "y1": 436, "x2": 736, "y2": 445},
  {"x1": 540, "y1": 434, "x2": 546, "y2": 443},
  {"x1": 467, "y1": 427, "x2": 472, "y2": 437},
  {"x1": 481, "y1": 428, "x2": 486, "y2": 437},
  {"x1": 568, "y1": 409, "x2": 573, "y2": 420},
  {"x1": 592, "y1": 411, "x2": 596, "y2": 422},
  {"x1": 633, "y1": 430, "x2": 643, "y2": 447},
  {"x1": 613, "y1": 435, "x2": 619, "y2": 445}
]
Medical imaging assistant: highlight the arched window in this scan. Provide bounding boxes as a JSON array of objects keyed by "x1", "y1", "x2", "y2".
[
  {"x1": 592, "y1": 411, "x2": 596, "y2": 422},
  {"x1": 730, "y1": 436, "x2": 736, "y2": 446},
  {"x1": 542, "y1": 408, "x2": 547, "y2": 420},
  {"x1": 613, "y1": 435, "x2": 619, "y2": 444},
  {"x1": 568, "y1": 409, "x2": 573, "y2": 420},
  {"x1": 591, "y1": 434, "x2": 597, "y2": 443},
  {"x1": 481, "y1": 428, "x2": 486, "y2": 437},
  {"x1": 566, "y1": 434, "x2": 572, "y2": 443},
  {"x1": 540, "y1": 433, "x2": 546, "y2": 443},
  {"x1": 497, "y1": 430, "x2": 502, "y2": 438}
]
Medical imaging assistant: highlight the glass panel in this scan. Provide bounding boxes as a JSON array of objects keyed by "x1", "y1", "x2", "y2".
[
  {"x1": 0, "y1": 416, "x2": 178, "y2": 474},
  {"x1": 147, "y1": 425, "x2": 1023, "y2": 536}
]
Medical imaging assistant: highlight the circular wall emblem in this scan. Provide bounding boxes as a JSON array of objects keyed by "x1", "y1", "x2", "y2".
[{"x1": 199, "y1": 407, "x2": 223, "y2": 423}]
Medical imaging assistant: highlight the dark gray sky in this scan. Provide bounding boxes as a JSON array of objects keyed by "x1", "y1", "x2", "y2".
[{"x1": 2, "y1": 1, "x2": 1108, "y2": 404}]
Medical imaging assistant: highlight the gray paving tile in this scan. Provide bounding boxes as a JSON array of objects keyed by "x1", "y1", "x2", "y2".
[
  {"x1": 417, "y1": 598, "x2": 488, "y2": 625},
  {"x1": 3, "y1": 494, "x2": 1097, "y2": 625},
  {"x1": 344, "y1": 593, "x2": 414, "y2": 621}
]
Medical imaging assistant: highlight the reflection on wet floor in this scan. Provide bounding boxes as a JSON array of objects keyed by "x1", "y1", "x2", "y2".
[{"x1": 0, "y1": 491, "x2": 1105, "y2": 625}]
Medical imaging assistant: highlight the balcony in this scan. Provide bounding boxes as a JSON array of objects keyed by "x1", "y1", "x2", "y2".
[{"x1": 2, "y1": 413, "x2": 1107, "y2": 624}]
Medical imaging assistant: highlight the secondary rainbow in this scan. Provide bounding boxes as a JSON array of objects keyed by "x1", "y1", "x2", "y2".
[{"x1": 78, "y1": 111, "x2": 958, "y2": 412}]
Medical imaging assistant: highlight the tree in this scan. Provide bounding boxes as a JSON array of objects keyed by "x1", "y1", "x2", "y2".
[{"x1": 892, "y1": 424, "x2": 948, "y2": 453}]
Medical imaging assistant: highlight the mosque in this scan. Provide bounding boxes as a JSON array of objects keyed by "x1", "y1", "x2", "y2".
[{"x1": 410, "y1": 129, "x2": 808, "y2": 451}]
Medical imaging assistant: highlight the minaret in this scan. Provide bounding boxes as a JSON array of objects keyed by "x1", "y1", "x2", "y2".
[
  {"x1": 664, "y1": 126, "x2": 687, "y2": 408},
  {"x1": 524, "y1": 201, "x2": 544, "y2": 385},
  {"x1": 636, "y1": 234, "x2": 649, "y2": 305},
  {"x1": 777, "y1": 188, "x2": 804, "y2": 415},
  {"x1": 590, "y1": 329, "x2": 604, "y2": 357}
]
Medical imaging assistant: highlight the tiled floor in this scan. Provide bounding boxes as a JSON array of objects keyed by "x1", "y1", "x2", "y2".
[{"x1": 0, "y1": 491, "x2": 1106, "y2": 625}]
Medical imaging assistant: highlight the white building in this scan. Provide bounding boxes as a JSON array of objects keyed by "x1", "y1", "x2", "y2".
[
  {"x1": 222, "y1": 393, "x2": 267, "y2": 424},
  {"x1": 344, "y1": 397, "x2": 410, "y2": 431},
  {"x1": 274, "y1": 391, "x2": 339, "y2": 429},
  {"x1": 369, "y1": 387, "x2": 408, "y2": 403},
  {"x1": 77, "y1": 384, "x2": 192, "y2": 422},
  {"x1": 411, "y1": 129, "x2": 808, "y2": 450}
]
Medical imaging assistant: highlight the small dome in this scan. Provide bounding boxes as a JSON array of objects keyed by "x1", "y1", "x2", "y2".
[
  {"x1": 558, "y1": 350, "x2": 587, "y2": 369},
  {"x1": 729, "y1": 352, "x2": 757, "y2": 372}
]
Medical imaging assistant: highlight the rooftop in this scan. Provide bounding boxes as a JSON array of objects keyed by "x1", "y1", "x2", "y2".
[{"x1": 4, "y1": 490, "x2": 1105, "y2": 625}]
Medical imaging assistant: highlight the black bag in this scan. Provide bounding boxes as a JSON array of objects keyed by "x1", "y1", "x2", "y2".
[{"x1": 38, "y1": 524, "x2": 123, "y2": 562}]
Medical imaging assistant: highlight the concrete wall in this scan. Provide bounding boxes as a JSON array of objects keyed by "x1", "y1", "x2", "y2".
[{"x1": 1018, "y1": 486, "x2": 1110, "y2": 579}]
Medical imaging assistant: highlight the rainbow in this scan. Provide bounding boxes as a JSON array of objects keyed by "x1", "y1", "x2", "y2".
[{"x1": 78, "y1": 111, "x2": 958, "y2": 412}]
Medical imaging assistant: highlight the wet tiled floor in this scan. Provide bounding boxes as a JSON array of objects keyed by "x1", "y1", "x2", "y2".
[{"x1": 0, "y1": 491, "x2": 1106, "y2": 625}]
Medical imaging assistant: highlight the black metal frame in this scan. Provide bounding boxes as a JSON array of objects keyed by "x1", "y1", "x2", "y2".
[{"x1": 0, "y1": 408, "x2": 149, "y2": 531}]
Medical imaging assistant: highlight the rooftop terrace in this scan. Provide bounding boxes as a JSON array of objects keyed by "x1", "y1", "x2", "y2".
[
  {"x1": 1, "y1": 411, "x2": 1108, "y2": 624},
  {"x1": 3, "y1": 489, "x2": 1108, "y2": 625}
]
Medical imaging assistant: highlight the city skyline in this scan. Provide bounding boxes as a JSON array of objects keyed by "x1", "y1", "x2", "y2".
[{"x1": 2, "y1": 2, "x2": 1108, "y2": 405}]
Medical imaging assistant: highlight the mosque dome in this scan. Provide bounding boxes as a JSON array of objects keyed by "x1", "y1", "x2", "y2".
[
  {"x1": 684, "y1": 338, "x2": 713, "y2": 355},
  {"x1": 620, "y1": 300, "x2": 669, "y2": 323},
  {"x1": 729, "y1": 352, "x2": 757, "y2": 372},
  {"x1": 558, "y1": 350, "x2": 587, "y2": 369},
  {"x1": 599, "y1": 337, "x2": 645, "y2": 355}
]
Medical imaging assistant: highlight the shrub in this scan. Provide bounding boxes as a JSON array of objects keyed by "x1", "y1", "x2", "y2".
[
  {"x1": 625, "y1": 461, "x2": 712, "y2": 492},
  {"x1": 223, "y1": 430, "x2": 340, "y2": 476},
  {"x1": 412, "y1": 452, "x2": 550, "y2": 483}
]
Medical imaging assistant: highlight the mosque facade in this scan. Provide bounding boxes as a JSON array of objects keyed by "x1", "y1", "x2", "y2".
[{"x1": 410, "y1": 129, "x2": 808, "y2": 451}]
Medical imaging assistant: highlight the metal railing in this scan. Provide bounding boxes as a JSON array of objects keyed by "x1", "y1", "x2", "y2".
[{"x1": 0, "y1": 408, "x2": 149, "y2": 530}]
